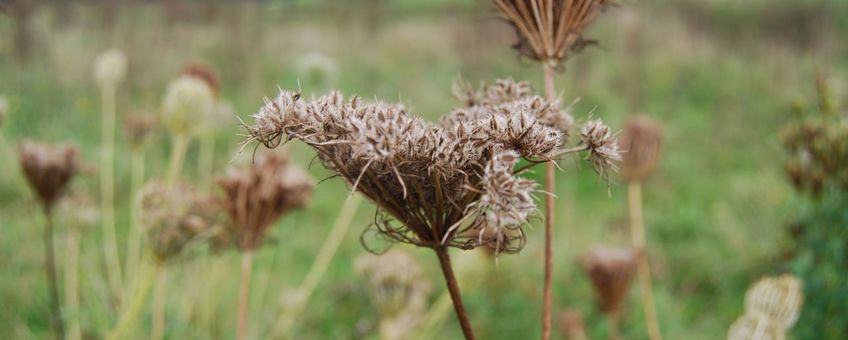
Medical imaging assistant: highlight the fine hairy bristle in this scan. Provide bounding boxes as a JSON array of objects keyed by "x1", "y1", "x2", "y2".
[{"x1": 19, "y1": 141, "x2": 81, "y2": 209}]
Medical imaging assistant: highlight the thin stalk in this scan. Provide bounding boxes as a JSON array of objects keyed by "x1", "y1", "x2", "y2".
[
  {"x1": 197, "y1": 135, "x2": 215, "y2": 189},
  {"x1": 64, "y1": 231, "x2": 82, "y2": 340},
  {"x1": 608, "y1": 312, "x2": 621, "y2": 340},
  {"x1": 100, "y1": 85, "x2": 124, "y2": 302},
  {"x1": 106, "y1": 258, "x2": 160, "y2": 340},
  {"x1": 124, "y1": 147, "x2": 145, "y2": 300},
  {"x1": 270, "y1": 195, "x2": 362, "y2": 338},
  {"x1": 166, "y1": 133, "x2": 189, "y2": 184},
  {"x1": 541, "y1": 62, "x2": 557, "y2": 340},
  {"x1": 627, "y1": 182, "x2": 661, "y2": 340},
  {"x1": 43, "y1": 207, "x2": 66, "y2": 339},
  {"x1": 151, "y1": 266, "x2": 169, "y2": 340},
  {"x1": 236, "y1": 250, "x2": 255, "y2": 340},
  {"x1": 435, "y1": 247, "x2": 475, "y2": 340}
]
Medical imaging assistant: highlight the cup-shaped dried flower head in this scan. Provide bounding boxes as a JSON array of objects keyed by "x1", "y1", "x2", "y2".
[
  {"x1": 217, "y1": 151, "x2": 314, "y2": 251},
  {"x1": 355, "y1": 250, "x2": 431, "y2": 319},
  {"x1": 123, "y1": 112, "x2": 158, "y2": 149},
  {"x1": 492, "y1": 0, "x2": 613, "y2": 67},
  {"x1": 581, "y1": 246, "x2": 637, "y2": 317},
  {"x1": 243, "y1": 81, "x2": 617, "y2": 254},
  {"x1": 0, "y1": 95, "x2": 8, "y2": 128},
  {"x1": 744, "y1": 274, "x2": 803, "y2": 330},
  {"x1": 727, "y1": 314, "x2": 786, "y2": 340},
  {"x1": 138, "y1": 180, "x2": 225, "y2": 262},
  {"x1": 57, "y1": 192, "x2": 100, "y2": 233},
  {"x1": 94, "y1": 49, "x2": 127, "y2": 90},
  {"x1": 182, "y1": 63, "x2": 220, "y2": 97},
  {"x1": 619, "y1": 116, "x2": 663, "y2": 182},
  {"x1": 19, "y1": 141, "x2": 81, "y2": 209},
  {"x1": 161, "y1": 75, "x2": 215, "y2": 136}
]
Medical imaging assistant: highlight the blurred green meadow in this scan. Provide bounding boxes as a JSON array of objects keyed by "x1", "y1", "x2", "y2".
[{"x1": 1, "y1": 0, "x2": 846, "y2": 339}]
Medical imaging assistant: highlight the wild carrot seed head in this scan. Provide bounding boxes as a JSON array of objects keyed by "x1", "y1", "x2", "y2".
[{"x1": 19, "y1": 141, "x2": 81, "y2": 209}]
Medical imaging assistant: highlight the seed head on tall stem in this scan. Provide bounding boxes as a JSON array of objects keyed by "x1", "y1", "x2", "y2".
[{"x1": 581, "y1": 246, "x2": 638, "y2": 340}]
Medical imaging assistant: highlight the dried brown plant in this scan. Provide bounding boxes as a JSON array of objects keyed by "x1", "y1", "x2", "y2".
[
  {"x1": 492, "y1": 0, "x2": 614, "y2": 68},
  {"x1": 582, "y1": 246, "x2": 638, "y2": 339},
  {"x1": 619, "y1": 116, "x2": 663, "y2": 183},
  {"x1": 19, "y1": 141, "x2": 81, "y2": 209}
]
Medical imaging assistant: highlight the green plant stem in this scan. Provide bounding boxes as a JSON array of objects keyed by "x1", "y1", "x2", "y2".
[
  {"x1": 236, "y1": 250, "x2": 255, "y2": 340},
  {"x1": 151, "y1": 266, "x2": 168, "y2": 340},
  {"x1": 100, "y1": 85, "x2": 124, "y2": 303},
  {"x1": 628, "y1": 182, "x2": 661, "y2": 340},
  {"x1": 541, "y1": 62, "x2": 557, "y2": 340},
  {"x1": 270, "y1": 195, "x2": 362, "y2": 338},
  {"x1": 435, "y1": 247, "x2": 475, "y2": 340},
  {"x1": 197, "y1": 135, "x2": 215, "y2": 189},
  {"x1": 106, "y1": 258, "x2": 160, "y2": 340},
  {"x1": 65, "y1": 231, "x2": 82, "y2": 340},
  {"x1": 43, "y1": 207, "x2": 66, "y2": 340},
  {"x1": 166, "y1": 133, "x2": 189, "y2": 184},
  {"x1": 124, "y1": 148, "x2": 145, "y2": 300}
]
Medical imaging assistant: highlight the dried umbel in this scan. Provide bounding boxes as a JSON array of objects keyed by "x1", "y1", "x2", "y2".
[
  {"x1": 581, "y1": 246, "x2": 638, "y2": 316},
  {"x1": 161, "y1": 75, "x2": 216, "y2": 136},
  {"x1": 138, "y1": 180, "x2": 225, "y2": 262},
  {"x1": 217, "y1": 151, "x2": 314, "y2": 251},
  {"x1": 123, "y1": 112, "x2": 158, "y2": 149},
  {"x1": 744, "y1": 275, "x2": 803, "y2": 330},
  {"x1": 619, "y1": 116, "x2": 663, "y2": 182},
  {"x1": 492, "y1": 0, "x2": 613, "y2": 67},
  {"x1": 94, "y1": 49, "x2": 128, "y2": 90},
  {"x1": 19, "y1": 141, "x2": 81, "y2": 209},
  {"x1": 580, "y1": 119, "x2": 622, "y2": 182},
  {"x1": 0, "y1": 95, "x2": 8, "y2": 128}
]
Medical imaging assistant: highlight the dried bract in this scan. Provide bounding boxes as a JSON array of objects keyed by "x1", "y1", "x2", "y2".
[
  {"x1": 94, "y1": 49, "x2": 127, "y2": 90},
  {"x1": 217, "y1": 152, "x2": 314, "y2": 251},
  {"x1": 123, "y1": 112, "x2": 158, "y2": 149},
  {"x1": 492, "y1": 0, "x2": 613, "y2": 67},
  {"x1": 581, "y1": 246, "x2": 637, "y2": 316},
  {"x1": 161, "y1": 75, "x2": 215, "y2": 136},
  {"x1": 19, "y1": 141, "x2": 81, "y2": 209},
  {"x1": 619, "y1": 116, "x2": 663, "y2": 182}
]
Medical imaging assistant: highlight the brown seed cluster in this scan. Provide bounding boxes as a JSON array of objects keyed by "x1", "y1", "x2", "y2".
[
  {"x1": 217, "y1": 151, "x2": 314, "y2": 251},
  {"x1": 244, "y1": 80, "x2": 617, "y2": 253},
  {"x1": 19, "y1": 141, "x2": 81, "y2": 209},
  {"x1": 492, "y1": 0, "x2": 613, "y2": 67},
  {"x1": 138, "y1": 180, "x2": 225, "y2": 262},
  {"x1": 619, "y1": 116, "x2": 663, "y2": 182},
  {"x1": 581, "y1": 246, "x2": 637, "y2": 317}
]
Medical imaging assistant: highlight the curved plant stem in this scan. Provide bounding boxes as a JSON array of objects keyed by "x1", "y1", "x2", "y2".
[
  {"x1": 270, "y1": 195, "x2": 362, "y2": 338},
  {"x1": 236, "y1": 250, "x2": 255, "y2": 340},
  {"x1": 435, "y1": 247, "x2": 475, "y2": 340},
  {"x1": 151, "y1": 266, "x2": 169, "y2": 340},
  {"x1": 125, "y1": 148, "x2": 145, "y2": 299},
  {"x1": 106, "y1": 258, "x2": 160, "y2": 340},
  {"x1": 65, "y1": 231, "x2": 82, "y2": 340},
  {"x1": 628, "y1": 182, "x2": 661, "y2": 340},
  {"x1": 43, "y1": 207, "x2": 66, "y2": 339},
  {"x1": 100, "y1": 85, "x2": 124, "y2": 303},
  {"x1": 541, "y1": 62, "x2": 557, "y2": 340},
  {"x1": 166, "y1": 134, "x2": 189, "y2": 184},
  {"x1": 197, "y1": 135, "x2": 215, "y2": 189}
]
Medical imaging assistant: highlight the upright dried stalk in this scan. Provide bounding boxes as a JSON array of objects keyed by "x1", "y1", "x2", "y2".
[
  {"x1": 58, "y1": 194, "x2": 99, "y2": 340},
  {"x1": 123, "y1": 112, "x2": 156, "y2": 299}
]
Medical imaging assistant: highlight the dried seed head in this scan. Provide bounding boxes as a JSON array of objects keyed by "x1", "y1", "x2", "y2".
[
  {"x1": 355, "y1": 250, "x2": 431, "y2": 320},
  {"x1": 123, "y1": 112, "x2": 158, "y2": 149},
  {"x1": 727, "y1": 314, "x2": 786, "y2": 340},
  {"x1": 492, "y1": 0, "x2": 613, "y2": 67},
  {"x1": 619, "y1": 116, "x2": 663, "y2": 182},
  {"x1": 744, "y1": 274, "x2": 803, "y2": 330},
  {"x1": 580, "y1": 119, "x2": 621, "y2": 182},
  {"x1": 138, "y1": 180, "x2": 225, "y2": 262},
  {"x1": 57, "y1": 192, "x2": 100, "y2": 232},
  {"x1": 0, "y1": 95, "x2": 8, "y2": 128},
  {"x1": 94, "y1": 49, "x2": 127, "y2": 89},
  {"x1": 161, "y1": 75, "x2": 216, "y2": 136},
  {"x1": 19, "y1": 141, "x2": 81, "y2": 209},
  {"x1": 581, "y1": 246, "x2": 637, "y2": 316},
  {"x1": 182, "y1": 63, "x2": 220, "y2": 97},
  {"x1": 217, "y1": 151, "x2": 314, "y2": 251}
]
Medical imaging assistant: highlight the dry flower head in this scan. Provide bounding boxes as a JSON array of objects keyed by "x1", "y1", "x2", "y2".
[
  {"x1": 161, "y1": 75, "x2": 216, "y2": 136},
  {"x1": 94, "y1": 49, "x2": 128, "y2": 89},
  {"x1": 619, "y1": 116, "x2": 663, "y2": 182},
  {"x1": 217, "y1": 151, "x2": 314, "y2": 251},
  {"x1": 581, "y1": 246, "x2": 637, "y2": 316},
  {"x1": 19, "y1": 141, "x2": 81, "y2": 209},
  {"x1": 492, "y1": 0, "x2": 614, "y2": 67}
]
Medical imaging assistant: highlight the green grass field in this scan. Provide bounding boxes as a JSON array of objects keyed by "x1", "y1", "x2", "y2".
[{"x1": 1, "y1": 1, "x2": 846, "y2": 339}]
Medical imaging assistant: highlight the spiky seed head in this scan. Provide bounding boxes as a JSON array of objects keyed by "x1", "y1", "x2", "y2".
[
  {"x1": 619, "y1": 116, "x2": 663, "y2": 182},
  {"x1": 216, "y1": 151, "x2": 314, "y2": 251},
  {"x1": 580, "y1": 119, "x2": 621, "y2": 182},
  {"x1": 19, "y1": 141, "x2": 81, "y2": 209},
  {"x1": 161, "y1": 75, "x2": 216, "y2": 136},
  {"x1": 744, "y1": 275, "x2": 803, "y2": 330},
  {"x1": 123, "y1": 112, "x2": 158, "y2": 149},
  {"x1": 0, "y1": 95, "x2": 8, "y2": 128},
  {"x1": 581, "y1": 246, "x2": 637, "y2": 316},
  {"x1": 94, "y1": 49, "x2": 127, "y2": 90}
]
